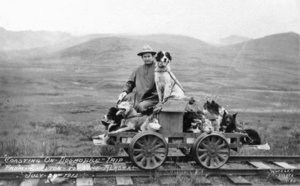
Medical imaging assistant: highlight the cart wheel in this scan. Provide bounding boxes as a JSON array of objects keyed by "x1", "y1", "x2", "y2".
[
  {"x1": 129, "y1": 131, "x2": 168, "y2": 170},
  {"x1": 193, "y1": 133, "x2": 230, "y2": 169}
]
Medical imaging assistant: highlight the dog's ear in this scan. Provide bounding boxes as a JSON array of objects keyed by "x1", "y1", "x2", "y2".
[
  {"x1": 166, "y1": 52, "x2": 172, "y2": 61},
  {"x1": 212, "y1": 100, "x2": 216, "y2": 105},
  {"x1": 154, "y1": 53, "x2": 158, "y2": 61},
  {"x1": 110, "y1": 107, "x2": 118, "y2": 112},
  {"x1": 203, "y1": 100, "x2": 209, "y2": 109},
  {"x1": 233, "y1": 113, "x2": 238, "y2": 119},
  {"x1": 155, "y1": 51, "x2": 162, "y2": 61},
  {"x1": 223, "y1": 111, "x2": 227, "y2": 117},
  {"x1": 188, "y1": 97, "x2": 195, "y2": 104}
]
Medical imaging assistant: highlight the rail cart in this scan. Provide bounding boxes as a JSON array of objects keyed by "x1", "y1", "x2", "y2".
[{"x1": 108, "y1": 100, "x2": 247, "y2": 170}]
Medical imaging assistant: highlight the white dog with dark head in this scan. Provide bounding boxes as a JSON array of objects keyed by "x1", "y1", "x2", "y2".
[{"x1": 155, "y1": 51, "x2": 185, "y2": 103}]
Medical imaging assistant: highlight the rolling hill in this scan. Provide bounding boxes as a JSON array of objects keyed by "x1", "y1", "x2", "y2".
[
  {"x1": 0, "y1": 27, "x2": 73, "y2": 51},
  {"x1": 59, "y1": 37, "x2": 179, "y2": 65},
  {"x1": 129, "y1": 34, "x2": 213, "y2": 50},
  {"x1": 223, "y1": 32, "x2": 300, "y2": 61},
  {"x1": 58, "y1": 34, "x2": 213, "y2": 71},
  {"x1": 213, "y1": 32, "x2": 300, "y2": 95}
]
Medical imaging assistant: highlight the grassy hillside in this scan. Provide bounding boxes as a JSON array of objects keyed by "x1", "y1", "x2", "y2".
[
  {"x1": 223, "y1": 32, "x2": 299, "y2": 61},
  {"x1": 0, "y1": 32, "x2": 299, "y2": 156}
]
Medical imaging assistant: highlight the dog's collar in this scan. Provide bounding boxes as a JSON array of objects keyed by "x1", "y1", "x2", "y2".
[{"x1": 155, "y1": 68, "x2": 169, "y2": 72}]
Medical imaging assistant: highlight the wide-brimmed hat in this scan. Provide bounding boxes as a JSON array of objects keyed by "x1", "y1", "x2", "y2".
[{"x1": 137, "y1": 45, "x2": 156, "y2": 56}]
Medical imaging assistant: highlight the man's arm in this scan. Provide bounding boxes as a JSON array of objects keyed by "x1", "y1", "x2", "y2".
[
  {"x1": 123, "y1": 70, "x2": 136, "y2": 93},
  {"x1": 118, "y1": 70, "x2": 136, "y2": 103}
]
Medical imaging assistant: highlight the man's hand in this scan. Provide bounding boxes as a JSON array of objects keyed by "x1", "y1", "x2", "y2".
[{"x1": 117, "y1": 92, "x2": 127, "y2": 103}]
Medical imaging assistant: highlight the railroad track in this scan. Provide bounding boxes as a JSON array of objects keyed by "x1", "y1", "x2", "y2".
[{"x1": 0, "y1": 155, "x2": 299, "y2": 185}]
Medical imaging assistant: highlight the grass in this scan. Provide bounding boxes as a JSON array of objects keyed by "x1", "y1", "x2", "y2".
[
  {"x1": 0, "y1": 138, "x2": 21, "y2": 156},
  {"x1": 0, "y1": 43, "x2": 299, "y2": 157},
  {"x1": 0, "y1": 117, "x2": 106, "y2": 156},
  {"x1": 0, "y1": 108, "x2": 299, "y2": 156},
  {"x1": 1, "y1": 107, "x2": 299, "y2": 156}
]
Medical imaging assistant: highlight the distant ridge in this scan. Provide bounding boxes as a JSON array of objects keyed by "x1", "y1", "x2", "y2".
[
  {"x1": 0, "y1": 26, "x2": 212, "y2": 53},
  {"x1": 129, "y1": 34, "x2": 213, "y2": 50},
  {"x1": 59, "y1": 33, "x2": 213, "y2": 60},
  {"x1": 0, "y1": 27, "x2": 73, "y2": 51},
  {"x1": 220, "y1": 35, "x2": 251, "y2": 45},
  {"x1": 224, "y1": 32, "x2": 300, "y2": 61}
]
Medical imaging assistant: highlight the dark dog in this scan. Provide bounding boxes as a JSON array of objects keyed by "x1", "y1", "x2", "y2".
[
  {"x1": 183, "y1": 111, "x2": 202, "y2": 133},
  {"x1": 220, "y1": 112, "x2": 238, "y2": 133},
  {"x1": 240, "y1": 129, "x2": 261, "y2": 145},
  {"x1": 220, "y1": 112, "x2": 261, "y2": 145},
  {"x1": 101, "y1": 107, "x2": 124, "y2": 132}
]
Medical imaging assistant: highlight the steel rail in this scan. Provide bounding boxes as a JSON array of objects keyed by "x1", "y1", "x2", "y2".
[
  {"x1": 229, "y1": 155, "x2": 300, "y2": 162},
  {"x1": 1, "y1": 155, "x2": 299, "y2": 165},
  {"x1": 0, "y1": 165, "x2": 299, "y2": 179}
]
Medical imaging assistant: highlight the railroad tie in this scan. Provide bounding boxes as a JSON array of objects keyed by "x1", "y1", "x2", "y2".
[
  {"x1": 76, "y1": 163, "x2": 93, "y2": 186},
  {"x1": 76, "y1": 178, "x2": 93, "y2": 186},
  {"x1": 194, "y1": 177, "x2": 211, "y2": 186},
  {"x1": 159, "y1": 176, "x2": 177, "y2": 186},
  {"x1": 93, "y1": 178, "x2": 110, "y2": 186},
  {"x1": 20, "y1": 179, "x2": 39, "y2": 186},
  {"x1": 273, "y1": 162, "x2": 296, "y2": 169},
  {"x1": 249, "y1": 161, "x2": 271, "y2": 169},
  {"x1": 116, "y1": 176, "x2": 134, "y2": 186},
  {"x1": 226, "y1": 175, "x2": 251, "y2": 185}
]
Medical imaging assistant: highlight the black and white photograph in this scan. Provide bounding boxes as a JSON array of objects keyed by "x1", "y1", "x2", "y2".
[{"x1": 0, "y1": 0, "x2": 299, "y2": 185}]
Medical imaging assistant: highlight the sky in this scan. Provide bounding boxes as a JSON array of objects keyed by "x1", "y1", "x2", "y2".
[{"x1": 0, "y1": 0, "x2": 299, "y2": 43}]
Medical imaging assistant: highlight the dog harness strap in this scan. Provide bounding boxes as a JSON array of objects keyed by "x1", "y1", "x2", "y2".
[
  {"x1": 170, "y1": 80, "x2": 176, "y2": 93},
  {"x1": 168, "y1": 71, "x2": 185, "y2": 92}
]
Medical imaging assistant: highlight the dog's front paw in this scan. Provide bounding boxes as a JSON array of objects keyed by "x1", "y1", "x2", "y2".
[{"x1": 153, "y1": 104, "x2": 163, "y2": 113}]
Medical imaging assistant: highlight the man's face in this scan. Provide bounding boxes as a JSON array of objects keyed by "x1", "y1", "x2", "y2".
[{"x1": 142, "y1": 53, "x2": 154, "y2": 65}]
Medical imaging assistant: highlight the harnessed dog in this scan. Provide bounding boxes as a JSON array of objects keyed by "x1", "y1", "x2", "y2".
[{"x1": 155, "y1": 51, "x2": 185, "y2": 104}]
